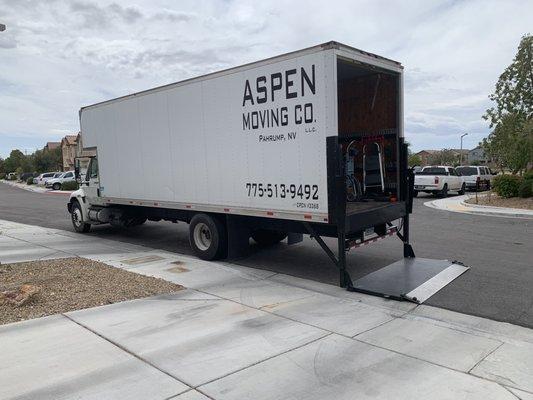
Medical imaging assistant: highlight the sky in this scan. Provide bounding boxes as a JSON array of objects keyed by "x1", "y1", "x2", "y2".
[{"x1": 0, "y1": 0, "x2": 532, "y2": 158}]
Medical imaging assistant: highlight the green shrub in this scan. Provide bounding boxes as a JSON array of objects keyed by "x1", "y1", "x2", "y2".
[
  {"x1": 524, "y1": 170, "x2": 533, "y2": 182},
  {"x1": 26, "y1": 177, "x2": 34, "y2": 185},
  {"x1": 518, "y1": 179, "x2": 533, "y2": 198},
  {"x1": 61, "y1": 181, "x2": 79, "y2": 191},
  {"x1": 492, "y1": 175, "x2": 522, "y2": 198},
  {"x1": 0, "y1": 173, "x2": 5, "y2": 180}
]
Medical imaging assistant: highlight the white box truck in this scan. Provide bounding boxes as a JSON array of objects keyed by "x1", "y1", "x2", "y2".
[{"x1": 68, "y1": 41, "x2": 468, "y2": 301}]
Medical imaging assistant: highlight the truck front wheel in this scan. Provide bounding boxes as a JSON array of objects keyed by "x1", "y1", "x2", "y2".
[
  {"x1": 71, "y1": 201, "x2": 91, "y2": 233},
  {"x1": 251, "y1": 230, "x2": 287, "y2": 246},
  {"x1": 189, "y1": 214, "x2": 227, "y2": 260}
]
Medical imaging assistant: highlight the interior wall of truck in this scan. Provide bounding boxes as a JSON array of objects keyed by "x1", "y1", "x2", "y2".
[{"x1": 336, "y1": 57, "x2": 400, "y2": 215}]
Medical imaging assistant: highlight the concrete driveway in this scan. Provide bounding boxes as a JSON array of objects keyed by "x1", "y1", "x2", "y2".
[{"x1": 1, "y1": 219, "x2": 533, "y2": 399}]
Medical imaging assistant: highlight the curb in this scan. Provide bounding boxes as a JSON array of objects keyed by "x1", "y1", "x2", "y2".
[
  {"x1": 1, "y1": 181, "x2": 73, "y2": 196},
  {"x1": 424, "y1": 194, "x2": 533, "y2": 219},
  {"x1": 459, "y1": 199, "x2": 533, "y2": 219}
]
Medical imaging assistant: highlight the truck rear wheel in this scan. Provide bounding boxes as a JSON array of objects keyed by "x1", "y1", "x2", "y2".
[
  {"x1": 439, "y1": 184, "x2": 448, "y2": 198},
  {"x1": 71, "y1": 201, "x2": 91, "y2": 233},
  {"x1": 251, "y1": 230, "x2": 287, "y2": 246},
  {"x1": 189, "y1": 214, "x2": 227, "y2": 260}
]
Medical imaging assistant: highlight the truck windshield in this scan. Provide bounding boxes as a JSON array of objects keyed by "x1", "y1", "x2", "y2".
[
  {"x1": 456, "y1": 167, "x2": 478, "y2": 176},
  {"x1": 418, "y1": 167, "x2": 447, "y2": 175}
]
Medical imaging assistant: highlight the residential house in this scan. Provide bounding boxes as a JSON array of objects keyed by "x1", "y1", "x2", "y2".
[
  {"x1": 416, "y1": 149, "x2": 469, "y2": 166},
  {"x1": 449, "y1": 149, "x2": 469, "y2": 165},
  {"x1": 61, "y1": 134, "x2": 78, "y2": 171},
  {"x1": 75, "y1": 133, "x2": 96, "y2": 176},
  {"x1": 415, "y1": 150, "x2": 438, "y2": 166},
  {"x1": 44, "y1": 141, "x2": 60, "y2": 151},
  {"x1": 467, "y1": 146, "x2": 488, "y2": 164}
]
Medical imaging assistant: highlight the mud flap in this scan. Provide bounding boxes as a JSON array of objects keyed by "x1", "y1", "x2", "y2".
[{"x1": 349, "y1": 258, "x2": 469, "y2": 304}]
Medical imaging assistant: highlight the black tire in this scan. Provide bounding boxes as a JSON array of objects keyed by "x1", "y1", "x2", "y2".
[
  {"x1": 251, "y1": 229, "x2": 288, "y2": 246},
  {"x1": 413, "y1": 190, "x2": 419, "y2": 198},
  {"x1": 458, "y1": 183, "x2": 466, "y2": 195},
  {"x1": 53, "y1": 182, "x2": 61, "y2": 190},
  {"x1": 486, "y1": 181, "x2": 491, "y2": 190},
  {"x1": 71, "y1": 201, "x2": 90, "y2": 233},
  {"x1": 440, "y1": 184, "x2": 448, "y2": 198},
  {"x1": 130, "y1": 217, "x2": 147, "y2": 226},
  {"x1": 189, "y1": 213, "x2": 227, "y2": 260}
]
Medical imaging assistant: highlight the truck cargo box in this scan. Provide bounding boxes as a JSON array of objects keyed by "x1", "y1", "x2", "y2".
[{"x1": 80, "y1": 41, "x2": 404, "y2": 226}]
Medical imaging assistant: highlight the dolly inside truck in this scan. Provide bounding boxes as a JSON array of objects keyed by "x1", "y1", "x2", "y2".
[{"x1": 68, "y1": 41, "x2": 468, "y2": 302}]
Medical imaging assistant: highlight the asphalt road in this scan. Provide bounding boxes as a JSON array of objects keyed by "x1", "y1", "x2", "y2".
[{"x1": 1, "y1": 182, "x2": 532, "y2": 328}]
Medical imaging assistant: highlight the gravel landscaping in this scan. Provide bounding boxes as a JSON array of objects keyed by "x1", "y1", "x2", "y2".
[
  {"x1": 0, "y1": 257, "x2": 182, "y2": 325},
  {"x1": 465, "y1": 193, "x2": 533, "y2": 210}
]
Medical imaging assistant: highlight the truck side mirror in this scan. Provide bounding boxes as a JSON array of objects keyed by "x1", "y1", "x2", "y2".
[{"x1": 74, "y1": 161, "x2": 80, "y2": 180}]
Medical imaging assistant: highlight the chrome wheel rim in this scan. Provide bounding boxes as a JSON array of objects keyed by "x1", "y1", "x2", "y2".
[{"x1": 193, "y1": 222, "x2": 212, "y2": 251}]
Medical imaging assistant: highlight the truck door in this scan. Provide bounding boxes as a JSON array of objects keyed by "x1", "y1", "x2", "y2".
[
  {"x1": 447, "y1": 167, "x2": 460, "y2": 189},
  {"x1": 84, "y1": 157, "x2": 100, "y2": 204}
]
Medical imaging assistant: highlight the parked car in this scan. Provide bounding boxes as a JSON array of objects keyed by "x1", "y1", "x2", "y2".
[
  {"x1": 45, "y1": 171, "x2": 76, "y2": 190},
  {"x1": 414, "y1": 166, "x2": 465, "y2": 197},
  {"x1": 19, "y1": 172, "x2": 36, "y2": 182},
  {"x1": 456, "y1": 166, "x2": 493, "y2": 191},
  {"x1": 34, "y1": 172, "x2": 60, "y2": 185}
]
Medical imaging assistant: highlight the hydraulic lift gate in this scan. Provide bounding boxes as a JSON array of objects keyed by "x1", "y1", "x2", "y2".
[{"x1": 305, "y1": 137, "x2": 469, "y2": 304}]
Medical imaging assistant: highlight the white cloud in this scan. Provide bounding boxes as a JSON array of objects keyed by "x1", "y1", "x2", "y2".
[{"x1": 0, "y1": 0, "x2": 531, "y2": 157}]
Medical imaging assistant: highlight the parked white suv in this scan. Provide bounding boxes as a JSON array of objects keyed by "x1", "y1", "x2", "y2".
[
  {"x1": 414, "y1": 166, "x2": 465, "y2": 197},
  {"x1": 456, "y1": 166, "x2": 493, "y2": 191},
  {"x1": 34, "y1": 172, "x2": 60, "y2": 185},
  {"x1": 45, "y1": 171, "x2": 76, "y2": 190}
]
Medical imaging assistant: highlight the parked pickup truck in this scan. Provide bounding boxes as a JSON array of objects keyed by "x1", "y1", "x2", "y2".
[{"x1": 414, "y1": 166, "x2": 465, "y2": 197}]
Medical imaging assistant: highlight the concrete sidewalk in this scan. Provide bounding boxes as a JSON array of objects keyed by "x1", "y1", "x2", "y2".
[
  {"x1": 1, "y1": 219, "x2": 533, "y2": 400},
  {"x1": 425, "y1": 193, "x2": 533, "y2": 219},
  {"x1": 1, "y1": 180, "x2": 73, "y2": 195}
]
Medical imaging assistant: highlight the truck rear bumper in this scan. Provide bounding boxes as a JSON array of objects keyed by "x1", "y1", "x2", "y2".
[{"x1": 345, "y1": 202, "x2": 406, "y2": 234}]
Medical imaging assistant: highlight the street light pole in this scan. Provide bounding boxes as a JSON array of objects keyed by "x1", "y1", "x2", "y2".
[{"x1": 460, "y1": 133, "x2": 468, "y2": 165}]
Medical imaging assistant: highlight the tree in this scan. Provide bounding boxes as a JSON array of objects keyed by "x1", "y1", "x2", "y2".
[
  {"x1": 427, "y1": 149, "x2": 458, "y2": 166},
  {"x1": 3, "y1": 149, "x2": 26, "y2": 172},
  {"x1": 482, "y1": 113, "x2": 531, "y2": 173},
  {"x1": 408, "y1": 154, "x2": 421, "y2": 167},
  {"x1": 484, "y1": 34, "x2": 532, "y2": 127},
  {"x1": 33, "y1": 147, "x2": 62, "y2": 173},
  {"x1": 482, "y1": 34, "x2": 533, "y2": 173}
]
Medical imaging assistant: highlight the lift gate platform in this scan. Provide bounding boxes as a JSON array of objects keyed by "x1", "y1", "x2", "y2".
[
  {"x1": 349, "y1": 257, "x2": 469, "y2": 304},
  {"x1": 304, "y1": 222, "x2": 470, "y2": 304}
]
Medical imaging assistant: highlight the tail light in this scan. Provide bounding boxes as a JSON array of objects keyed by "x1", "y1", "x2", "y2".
[
  {"x1": 434, "y1": 177, "x2": 439, "y2": 184},
  {"x1": 476, "y1": 176, "x2": 480, "y2": 182}
]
